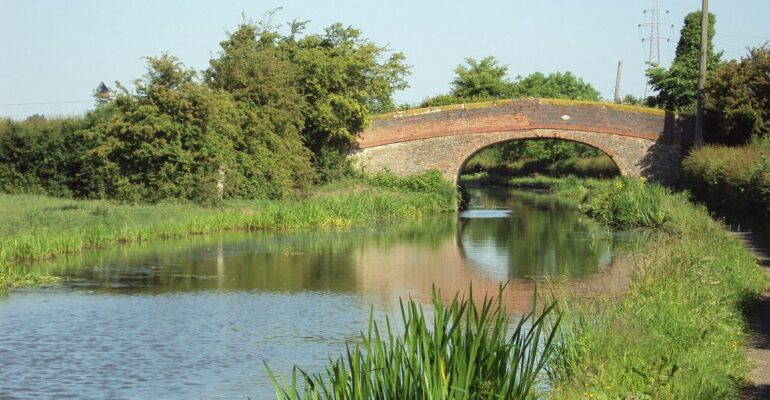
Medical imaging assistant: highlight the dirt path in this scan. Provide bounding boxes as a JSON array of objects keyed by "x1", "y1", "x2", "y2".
[{"x1": 735, "y1": 231, "x2": 770, "y2": 399}]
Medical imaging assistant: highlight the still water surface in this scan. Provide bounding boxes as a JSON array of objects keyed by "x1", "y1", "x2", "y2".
[{"x1": 0, "y1": 188, "x2": 638, "y2": 399}]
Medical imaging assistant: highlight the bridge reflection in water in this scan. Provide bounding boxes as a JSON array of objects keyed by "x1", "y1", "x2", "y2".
[{"x1": 23, "y1": 188, "x2": 639, "y2": 314}]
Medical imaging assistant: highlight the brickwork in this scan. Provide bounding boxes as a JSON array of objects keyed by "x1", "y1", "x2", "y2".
[{"x1": 352, "y1": 99, "x2": 692, "y2": 185}]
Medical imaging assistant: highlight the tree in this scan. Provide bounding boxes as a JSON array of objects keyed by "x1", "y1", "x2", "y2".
[
  {"x1": 80, "y1": 54, "x2": 316, "y2": 202},
  {"x1": 81, "y1": 55, "x2": 244, "y2": 202},
  {"x1": 646, "y1": 11, "x2": 722, "y2": 112},
  {"x1": 206, "y1": 22, "x2": 317, "y2": 197},
  {"x1": 619, "y1": 94, "x2": 644, "y2": 106},
  {"x1": 207, "y1": 18, "x2": 410, "y2": 182},
  {"x1": 509, "y1": 71, "x2": 600, "y2": 101},
  {"x1": 287, "y1": 22, "x2": 410, "y2": 181},
  {"x1": 422, "y1": 57, "x2": 601, "y2": 106},
  {"x1": 704, "y1": 45, "x2": 770, "y2": 144},
  {"x1": 451, "y1": 56, "x2": 511, "y2": 99}
]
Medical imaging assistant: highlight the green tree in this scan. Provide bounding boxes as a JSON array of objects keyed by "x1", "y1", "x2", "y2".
[
  {"x1": 82, "y1": 55, "x2": 244, "y2": 202},
  {"x1": 422, "y1": 58, "x2": 600, "y2": 107},
  {"x1": 207, "y1": 18, "x2": 410, "y2": 182},
  {"x1": 81, "y1": 54, "x2": 315, "y2": 202},
  {"x1": 646, "y1": 11, "x2": 722, "y2": 112},
  {"x1": 205, "y1": 22, "x2": 317, "y2": 197},
  {"x1": 704, "y1": 45, "x2": 770, "y2": 144},
  {"x1": 619, "y1": 94, "x2": 644, "y2": 106},
  {"x1": 450, "y1": 56, "x2": 511, "y2": 99},
  {"x1": 510, "y1": 71, "x2": 600, "y2": 101},
  {"x1": 287, "y1": 22, "x2": 410, "y2": 181}
]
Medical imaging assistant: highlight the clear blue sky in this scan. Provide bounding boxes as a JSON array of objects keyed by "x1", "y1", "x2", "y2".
[{"x1": 2, "y1": 0, "x2": 769, "y2": 120}]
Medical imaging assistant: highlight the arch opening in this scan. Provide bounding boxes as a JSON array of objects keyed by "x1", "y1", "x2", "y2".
[{"x1": 457, "y1": 137, "x2": 621, "y2": 187}]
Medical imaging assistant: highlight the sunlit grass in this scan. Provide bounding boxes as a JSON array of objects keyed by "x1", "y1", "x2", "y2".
[
  {"x1": 0, "y1": 172, "x2": 457, "y2": 289},
  {"x1": 548, "y1": 178, "x2": 768, "y2": 399}
]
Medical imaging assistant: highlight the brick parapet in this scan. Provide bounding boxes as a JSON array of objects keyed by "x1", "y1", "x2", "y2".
[{"x1": 357, "y1": 99, "x2": 693, "y2": 149}]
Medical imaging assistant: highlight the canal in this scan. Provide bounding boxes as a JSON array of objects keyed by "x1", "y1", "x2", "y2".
[{"x1": 0, "y1": 188, "x2": 639, "y2": 399}]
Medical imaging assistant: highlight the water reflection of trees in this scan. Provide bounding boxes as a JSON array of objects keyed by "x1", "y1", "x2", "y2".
[
  {"x1": 23, "y1": 217, "x2": 457, "y2": 294},
  {"x1": 459, "y1": 188, "x2": 615, "y2": 279}
]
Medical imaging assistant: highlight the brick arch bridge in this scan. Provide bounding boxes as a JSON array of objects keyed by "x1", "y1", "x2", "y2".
[{"x1": 351, "y1": 99, "x2": 693, "y2": 185}]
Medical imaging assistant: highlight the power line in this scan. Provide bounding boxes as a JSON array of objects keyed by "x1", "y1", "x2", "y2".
[
  {"x1": 0, "y1": 100, "x2": 92, "y2": 107},
  {"x1": 639, "y1": 1, "x2": 674, "y2": 97}
]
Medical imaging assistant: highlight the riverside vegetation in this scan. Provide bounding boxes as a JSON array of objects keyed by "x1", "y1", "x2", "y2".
[
  {"x1": 267, "y1": 286, "x2": 560, "y2": 400},
  {"x1": 253, "y1": 9, "x2": 770, "y2": 399},
  {"x1": 536, "y1": 177, "x2": 767, "y2": 399},
  {"x1": 0, "y1": 13, "x2": 413, "y2": 289},
  {"x1": 262, "y1": 177, "x2": 766, "y2": 399},
  {"x1": 3, "y1": 8, "x2": 770, "y2": 400},
  {"x1": 0, "y1": 170, "x2": 457, "y2": 291},
  {"x1": 682, "y1": 137, "x2": 770, "y2": 229}
]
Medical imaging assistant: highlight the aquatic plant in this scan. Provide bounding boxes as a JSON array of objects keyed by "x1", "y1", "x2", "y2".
[{"x1": 266, "y1": 285, "x2": 560, "y2": 399}]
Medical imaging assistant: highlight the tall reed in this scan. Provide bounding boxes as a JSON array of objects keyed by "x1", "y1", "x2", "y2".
[{"x1": 266, "y1": 285, "x2": 560, "y2": 399}]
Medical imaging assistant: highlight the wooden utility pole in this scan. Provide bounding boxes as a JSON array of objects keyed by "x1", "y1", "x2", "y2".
[
  {"x1": 695, "y1": 0, "x2": 709, "y2": 148},
  {"x1": 613, "y1": 61, "x2": 623, "y2": 103}
]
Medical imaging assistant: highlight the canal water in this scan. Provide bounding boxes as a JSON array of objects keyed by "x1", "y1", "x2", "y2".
[{"x1": 0, "y1": 188, "x2": 639, "y2": 399}]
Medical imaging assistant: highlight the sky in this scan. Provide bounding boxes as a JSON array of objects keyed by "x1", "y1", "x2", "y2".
[{"x1": 2, "y1": 0, "x2": 769, "y2": 120}]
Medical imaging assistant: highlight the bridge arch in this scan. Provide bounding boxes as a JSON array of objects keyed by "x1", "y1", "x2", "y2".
[
  {"x1": 352, "y1": 99, "x2": 691, "y2": 185},
  {"x1": 455, "y1": 133, "x2": 622, "y2": 185}
]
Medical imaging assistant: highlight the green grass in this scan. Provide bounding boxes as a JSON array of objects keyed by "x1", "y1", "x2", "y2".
[
  {"x1": 0, "y1": 171, "x2": 457, "y2": 290},
  {"x1": 547, "y1": 178, "x2": 768, "y2": 399},
  {"x1": 578, "y1": 178, "x2": 667, "y2": 228},
  {"x1": 681, "y1": 138, "x2": 770, "y2": 230},
  {"x1": 267, "y1": 285, "x2": 560, "y2": 399}
]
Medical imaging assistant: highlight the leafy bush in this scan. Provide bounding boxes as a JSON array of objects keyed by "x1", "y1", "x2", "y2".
[
  {"x1": 267, "y1": 285, "x2": 560, "y2": 399},
  {"x1": 681, "y1": 141, "x2": 770, "y2": 225},
  {"x1": 366, "y1": 170, "x2": 450, "y2": 193},
  {"x1": 704, "y1": 45, "x2": 770, "y2": 144},
  {"x1": 0, "y1": 116, "x2": 87, "y2": 197},
  {"x1": 580, "y1": 178, "x2": 667, "y2": 228}
]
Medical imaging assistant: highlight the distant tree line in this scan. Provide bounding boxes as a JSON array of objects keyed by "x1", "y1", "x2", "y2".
[
  {"x1": 0, "y1": 15, "x2": 409, "y2": 202},
  {"x1": 419, "y1": 56, "x2": 601, "y2": 107}
]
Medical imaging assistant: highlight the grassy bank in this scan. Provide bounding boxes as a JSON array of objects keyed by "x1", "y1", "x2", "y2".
[
  {"x1": 681, "y1": 138, "x2": 770, "y2": 230},
  {"x1": 0, "y1": 171, "x2": 457, "y2": 290},
  {"x1": 548, "y1": 177, "x2": 768, "y2": 399}
]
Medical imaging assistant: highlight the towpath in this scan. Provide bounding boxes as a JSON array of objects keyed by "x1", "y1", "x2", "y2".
[{"x1": 736, "y1": 231, "x2": 770, "y2": 399}]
